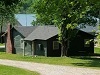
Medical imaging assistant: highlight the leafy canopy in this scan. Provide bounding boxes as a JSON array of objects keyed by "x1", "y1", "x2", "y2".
[
  {"x1": 30, "y1": 0, "x2": 100, "y2": 56},
  {"x1": 31, "y1": 0, "x2": 99, "y2": 42},
  {"x1": 32, "y1": 0, "x2": 99, "y2": 26},
  {"x1": 16, "y1": 0, "x2": 34, "y2": 14},
  {"x1": 0, "y1": 0, "x2": 21, "y2": 25}
]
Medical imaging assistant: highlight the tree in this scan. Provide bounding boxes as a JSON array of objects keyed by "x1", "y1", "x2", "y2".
[
  {"x1": 31, "y1": 0, "x2": 99, "y2": 56},
  {"x1": 15, "y1": 0, "x2": 35, "y2": 14},
  {"x1": 0, "y1": 0, "x2": 21, "y2": 23},
  {"x1": 0, "y1": 0, "x2": 21, "y2": 43}
]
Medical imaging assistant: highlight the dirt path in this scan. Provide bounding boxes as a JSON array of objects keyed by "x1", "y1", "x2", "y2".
[{"x1": 0, "y1": 59, "x2": 100, "y2": 75}]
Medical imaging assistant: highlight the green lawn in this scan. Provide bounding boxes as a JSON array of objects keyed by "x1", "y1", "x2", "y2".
[
  {"x1": 94, "y1": 47, "x2": 100, "y2": 54},
  {"x1": 0, "y1": 43, "x2": 5, "y2": 46},
  {"x1": 0, "y1": 48, "x2": 100, "y2": 69},
  {"x1": 0, "y1": 65, "x2": 39, "y2": 75}
]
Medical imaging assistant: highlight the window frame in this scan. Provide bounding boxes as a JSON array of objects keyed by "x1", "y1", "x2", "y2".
[
  {"x1": 53, "y1": 41, "x2": 59, "y2": 50},
  {"x1": 84, "y1": 39, "x2": 90, "y2": 47},
  {"x1": 38, "y1": 44, "x2": 42, "y2": 51}
]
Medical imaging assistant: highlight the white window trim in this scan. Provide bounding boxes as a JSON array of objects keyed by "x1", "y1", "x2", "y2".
[
  {"x1": 53, "y1": 41, "x2": 59, "y2": 50},
  {"x1": 38, "y1": 44, "x2": 42, "y2": 50}
]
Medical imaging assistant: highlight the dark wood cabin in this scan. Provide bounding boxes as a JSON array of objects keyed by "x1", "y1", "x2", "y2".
[
  {"x1": 68, "y1": 30, "x2": 94, "y2": 56},
  {"x1": 4, "y1": 25, "x2": 94, "y2": 57}
]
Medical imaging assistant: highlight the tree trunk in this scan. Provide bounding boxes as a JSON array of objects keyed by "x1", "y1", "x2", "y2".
[
  {"x1": 60, "y1": 23, "x2": 70, "y2": 57},
  {"x1": 61, "y1": 40, "x2": 70, "y2": 57},
  {"x1": 0, "y1": 23, "x2": 3, "y2": 43},
  {"x1": 61, "y1": 41, "x2": 66, "y2": 57},
  {"x1": 66, "y1": 39, "x2": 70, "y2": 57},
  {"x1": 6, "y1": 23, "x2": 13, "y2": 53},
  {"x1": 60, "y1": 24, "x2": 68, "y2": 57}
]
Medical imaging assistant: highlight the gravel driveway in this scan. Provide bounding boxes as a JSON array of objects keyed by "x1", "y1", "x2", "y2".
[
  {"x1": 0, "y1": 59, "x2": 100, "y2": 75},
  {"x1": 0, "y1": 46, "x2": 5, "y2": 48}
]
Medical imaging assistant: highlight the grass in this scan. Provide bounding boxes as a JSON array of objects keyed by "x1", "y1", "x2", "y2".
[
  {"x1": 0, "y1": 48, "x2": 100, "y2": 69},
  {"x1": 0, "y1": 65, "x2": 40, "y2": 75},
  {"x1": 94, "y1": 47, "x2": 100, "y2": 54},
  {"x1": 0, "y1": 52, "x2": 100, "y2": 69},
  {"x1": 0, "y1": 43, "x2": 5, "y2": 46}
]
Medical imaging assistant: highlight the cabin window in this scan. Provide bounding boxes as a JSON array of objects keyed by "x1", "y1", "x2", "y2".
[
  {"x1": 38, "y1": 44, "x2": 43, "y2": 50},
  {"x1": 53, "y1": 41, "x2": 59, "y2": 50},
  {"x1": 20, "y1": 39, "x2": 24, "y2": 49},
  {"x1": 84, "y1": 39, "x2": 90, "y2": 47}
]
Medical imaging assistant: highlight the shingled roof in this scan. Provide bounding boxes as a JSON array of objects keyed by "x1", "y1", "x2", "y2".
[
  {"x1": 12, "y1": 24, "x2": 96, "y2": 41},
  {"x1": 0, "y1": 20, "x2": 22, "y2": 32},
  {"x1": 24, "y1": 26, "x2": 58, "y2": 41},
  {"x1": 80, "y1": 25, "x2": 98, "y2": 33},
  {"x1": 14, "y1": 26, "x2": 37, "y2": 37}
]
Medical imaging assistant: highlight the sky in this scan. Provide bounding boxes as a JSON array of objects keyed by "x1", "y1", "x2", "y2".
[{"x1": 15, "y1": 14, "x2": 36, "y2": 26}]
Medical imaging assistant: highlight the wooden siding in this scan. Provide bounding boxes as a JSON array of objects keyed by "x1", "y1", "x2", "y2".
[
  {"x1": 47, "y1": 35, "x2": 61, "y2": 57},
  {"x1": 13, "y1": 29, "x2": 33, "y2": 56},
  {"x1": 24, "y1": 41, "x2": 32, "y2": 56},
  {"x1": 69, "y1": 30, "x2": 94, "y2": 56},
  {"x1": 12, "y1": 29, "x2": 94, "y2": 56},
  {"x1": 13, "y1": 29, "x2": 24, "y2": 54}
]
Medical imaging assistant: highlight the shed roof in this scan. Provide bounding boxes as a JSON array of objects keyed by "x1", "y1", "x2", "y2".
[
  {"x1": 24, "y1": 26, "x2": 58, "y2": 41},
  {"x1": 80, "y1": 25, "x2": 98, "y2": 33}
]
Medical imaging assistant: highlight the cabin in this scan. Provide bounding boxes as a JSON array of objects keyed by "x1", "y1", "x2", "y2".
[{"x1": 4, "y1": 24, "x2": 94, "y2": 57}]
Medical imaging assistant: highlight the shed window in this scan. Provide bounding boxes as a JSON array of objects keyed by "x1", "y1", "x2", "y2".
[
  {"x1": 38, "y1": 44, "x2": 43, "y2": 50},
  {"x1": 53, "y1": 41, "x2": 59, "y2": 50},
  {"x1": 20, "y1": 39, "x2": 24, "y2": 49},
  {"x1": 84, "y1": 39, "x2": 90, "y2": 47}
]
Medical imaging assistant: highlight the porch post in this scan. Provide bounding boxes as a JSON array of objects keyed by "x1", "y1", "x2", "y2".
[
  {"x1": 23, "y1": 40, "x2": 25, "y2": 56},
  {"x1": 44, "y1": 48, "x2": 47, "y2": 57},
  {"x1": 32, "y1": 41, "x2": 35, "y2": 56}
]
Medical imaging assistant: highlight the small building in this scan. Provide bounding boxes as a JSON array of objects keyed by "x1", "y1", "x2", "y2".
[
  {"x1": 4, "y1": 24, "x2": 94, "y2": 57},
  {"x1": 0, "y1": 13, "x2": 35, "y2": 43}
]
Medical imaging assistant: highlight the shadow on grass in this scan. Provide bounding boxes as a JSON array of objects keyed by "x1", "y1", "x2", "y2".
[
  {"x1": 71, "y1": 57, "x2": 100, "y2": 68},
  {"x1": 0, "y1": 48, "x2": 6, "y2": 52}
]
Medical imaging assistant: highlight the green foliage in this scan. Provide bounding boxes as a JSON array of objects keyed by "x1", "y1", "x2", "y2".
[
  {"x1": 30, "y1": 0, "x2": 99, "y2": 56},
  {"x1": 94, "y1": 47, "x2": 100, "y2": 54},
  {"x1": 32, "y1": 0, "x2": 98, "y2": 25},
  {"x1": 16, "y1": 0, "x2": 35, "y2": 14},
  {"x1": 0, "y1": 0, "x2": 20, "y2": 6},
  {"x1": 0, "y1": 0, "x2": 21, "y2": 25},
  {"x1": 31, "y1": 0, "x2": 98, "y2": 37},
  {"x1": 0, "y1": 43, "x2": 4, "y2": 46},
  {"x1": 97, "y1": 34, "x2": 100, "y2": 39},
  {"x1": 0, "y1": 65, "x2": 39, "y2": 75},
  {"x1": 86, "y1": 0, "x2": 100, "y2": 18},
  {"x1": 0, "y1": 0, "x2": 21, "y2": 44}
]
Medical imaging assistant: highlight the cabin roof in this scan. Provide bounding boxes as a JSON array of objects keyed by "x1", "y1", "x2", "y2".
[
  {"x1": 24, "y1": 26, "x2": 58, "y2": 40},
  {"x1": 14, "y1": 26, "x2": 37, "y2": 37}
]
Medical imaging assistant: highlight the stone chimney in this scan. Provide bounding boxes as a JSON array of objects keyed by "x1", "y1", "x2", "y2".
[{"x1": 6, "y1": 23, "x2": 13, "y2": 53}]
